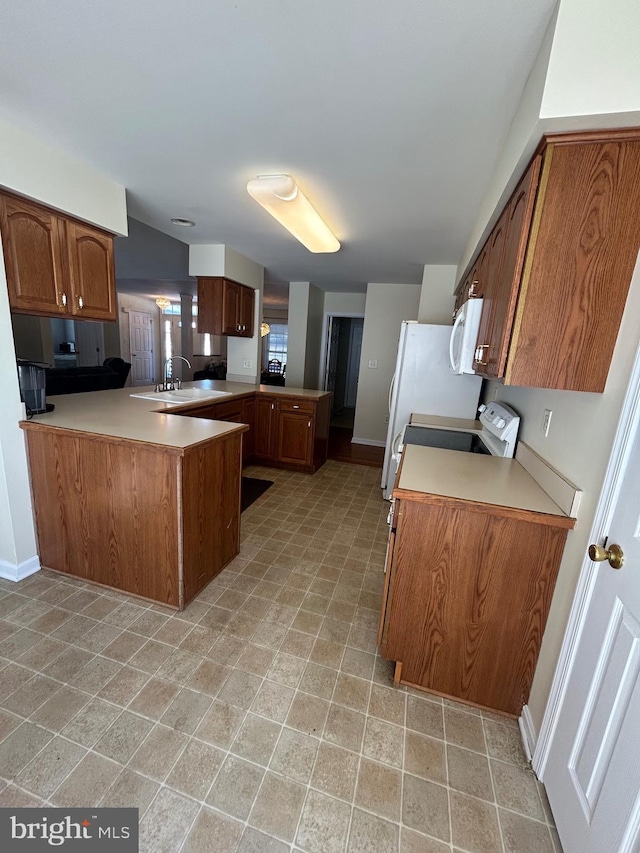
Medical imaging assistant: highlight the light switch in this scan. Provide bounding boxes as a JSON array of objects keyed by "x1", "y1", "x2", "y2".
[
  {"x1": 368, "y1": 360, "x2": 378, "y2": 369},
  {"x1": 242, "y1": 359, "x2": 252, "y2": 369}
]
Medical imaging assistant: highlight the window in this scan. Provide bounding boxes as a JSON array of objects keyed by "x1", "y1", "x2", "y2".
[
  {"x1": 265, "y1": 323, "x2": 288, "y2": 367},
  {"x1": 161, "y1": 300, "x2": 214, "y2": 358}
]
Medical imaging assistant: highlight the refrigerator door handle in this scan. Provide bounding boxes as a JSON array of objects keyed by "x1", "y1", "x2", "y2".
[
  {"x1": 449, "y1": 311, "x2": 465, "y2": 373},
  {"x1": 391, "y1": 429, "x2": 403, "y2": 461},
  {"x1": 388, "y1": 372, "x2": 396, "y2": 414}
]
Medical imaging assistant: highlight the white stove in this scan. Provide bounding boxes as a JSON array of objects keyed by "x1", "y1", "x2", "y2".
[{"x1": 384, "y1": 401, "x2": 521, "y2": 499}]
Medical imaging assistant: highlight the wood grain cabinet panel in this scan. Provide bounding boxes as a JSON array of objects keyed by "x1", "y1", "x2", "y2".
[
  {"x1": 1, "y1": 191, "x2": 116, "y2": 322},
  {"x1": 276, "y1": 409, "x2": 314, "y2": 467},
  {"x1": 0, "y1": 194, "x2": 68, "y2": 315},
  {"x1": 459, "y1": 130, "x2": 640, "y2": 392},
  {"x1": 22, "y1": 424, "x2": 245, "y2": 609},
  {"x1": 66, "y1": 221, "x2": 116, "y2": 320},
  {"x1": 379, "y1": 496, "x2": 570, "y2": 716},
  {"x1": 197, "y1": 277, "x2": 255, "y2": 338},
  {"x1": 254, "y1": 395, "x2": 276, "y2": 461}
]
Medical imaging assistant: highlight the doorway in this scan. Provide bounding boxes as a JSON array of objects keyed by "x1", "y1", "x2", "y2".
[
  {"x1": 324, "y1": 315, "x2": 363, "y2": 428},
  {"x1": 129, "y1": 310, "x2": 155, "y2": 386}
]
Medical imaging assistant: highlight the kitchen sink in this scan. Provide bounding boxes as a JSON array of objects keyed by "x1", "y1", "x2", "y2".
[{"x1": 130, "y1": 388, "x2": 232, "y2": 404}]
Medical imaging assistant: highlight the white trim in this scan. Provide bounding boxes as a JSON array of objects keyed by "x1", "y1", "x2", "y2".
[
  {"x1": 0, "y1": 555, "x2": 41, "y2": 582},
  {"x1": 352, "y1": 437, "x2": 386, "y2": 447},
  {"x1": 533, "y1": 337, "x2": 640, "y2": 780},
  {"x1": 319, "y1": 311, "x2": 365, "y2": 392},
  {"x1": 519, "y1": 704, "x2": 537, "y2": 765}
]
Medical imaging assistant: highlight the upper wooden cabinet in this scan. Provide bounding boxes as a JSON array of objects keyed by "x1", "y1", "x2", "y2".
[
  {"x1": 0, "y1": 192, "x2": 116, "y2": 322},
  {"x1": 197, "y1": 276, "x2": 255, "y2": 337},
  {"x1": 459, "y1": 130, "x2": 640, "y2": 392}
]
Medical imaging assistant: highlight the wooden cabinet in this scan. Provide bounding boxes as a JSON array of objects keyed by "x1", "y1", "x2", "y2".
[
  {"x1": 379, "y1": 493, "x2": 573, "y2": 715},
  {"x1": 256, "y1": 394, "x2": 331, "y2": 473},
  {"x1": 459, "y1": 130, "x2": 640, "y2": 392},
  {"x1": 0, "y1": 191, "x2": 116, "y2": 322},
  {"x1": 242, "y1": 396, "x2": 255, "y2": 462},
  {"x1": 275, "y1": 399, "x2": 315, "y2": 468},
  {"x1": 22, "y1": 423, "x2": 244, "y2": 609},
  {"x1": 254, "y1": 395, "x2": 277, "y2": 462},
  {"x1": 197, "y1": 277, "x2": 255, "y2": 337},
  {"x1": 172, "y1": 390, "x2": 331, "y2": 473}
]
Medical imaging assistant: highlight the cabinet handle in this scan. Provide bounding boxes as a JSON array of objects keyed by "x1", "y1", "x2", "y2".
[
  {"x1": 469, "y1": 280, "x2": 479, "y2": 297},
  {"x1": 308, "y1": 420, "x2": 311, "y2": 428},
  {"x1": 77, "y1": 295, "x2": 84, "y2": 309},
  {"x1": 60, "y1": 292, "x2": 67, "y2": 307},
  {"x1": 271, "y1": 403, "x2": 274, "y2": 410},
  {"x1": 293, "y1": 404, "x2": 299, "y2": 409},
  {"x1": 475, "y1": 344, "x2": 488, "y2": 366}
]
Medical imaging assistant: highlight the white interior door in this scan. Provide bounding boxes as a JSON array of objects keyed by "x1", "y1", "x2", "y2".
[
  {"x1": 129, "y1": 310, "x2": 154, "y2": 386},
  {"x1": 544, "y1": 408, "x2": 640, "y2": 851},
  {"x1": 324, "y1": 316, "x2": 340, "y2": 394}
]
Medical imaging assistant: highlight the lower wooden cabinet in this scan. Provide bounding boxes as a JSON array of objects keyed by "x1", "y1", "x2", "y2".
[
  {"x1": 379, "y1": 494, "x2": 573, "y2": 716},
  {"x1": 22, "y1": 423, "x2": 244, "y2": 608},
  {"x1": 179, "y1": 391, "x2": 331, "y2": 473},
  {"x1": 254, "y1": 393, "x2": 331, "y2": 473}
]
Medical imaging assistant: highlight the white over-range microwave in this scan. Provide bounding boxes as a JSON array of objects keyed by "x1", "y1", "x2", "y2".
[{"x1": 449, "y1": 297, "x2": 483, "y2": 375}]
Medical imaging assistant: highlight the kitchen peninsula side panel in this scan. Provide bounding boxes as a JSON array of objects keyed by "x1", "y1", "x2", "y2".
[{"x1": 24, "y1": 427, "x2": 180, "y2": 605}]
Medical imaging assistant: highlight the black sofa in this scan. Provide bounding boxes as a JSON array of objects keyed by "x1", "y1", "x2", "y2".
[{"x1": 46, "y1": 357, "x2": 131, "y2": 396}]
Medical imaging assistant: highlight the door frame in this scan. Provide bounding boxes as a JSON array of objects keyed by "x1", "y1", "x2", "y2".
[
  {"x1": 319, "y1": 312, "x2": 365, "y2": 394},
  {"x1": 532, "y1": 336, "x2": 640, "y2": 779}
]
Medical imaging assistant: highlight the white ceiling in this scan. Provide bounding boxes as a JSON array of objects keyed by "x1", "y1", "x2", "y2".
[{"x1": 0, "y1": 1, "x2": 557, "y2": 291}]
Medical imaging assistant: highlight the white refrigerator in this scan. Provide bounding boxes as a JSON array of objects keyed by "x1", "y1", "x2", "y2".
[{"x1": 381, "y1": 321, "x2": 483, "y2": 499}]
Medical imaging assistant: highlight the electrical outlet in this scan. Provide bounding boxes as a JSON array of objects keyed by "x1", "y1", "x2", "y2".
[
  {"x1": 242, "y1": 359, "x2": 252, "y2": 369},
  {"x1": 368, "y1": 360, "x2": 378, "y2": 369},
  {"x1": 542, "y1": 409, "x2": 553, "y2": 437}
]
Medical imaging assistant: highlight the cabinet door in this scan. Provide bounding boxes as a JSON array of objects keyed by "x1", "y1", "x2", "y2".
[
  {"x1": 254, "y1": 396, "x2": 275, "y2": 460},
  {"x1": 242, "y1": 396, "x2": 255, "y2": 461},
  {"x1": 66, "y1": 221, "x2": 116, "y2": 321},
  {"x1": 197, "y1": 278, "x2": 224, "y2": 335},
  {"x1": 275, "y1": 409, "x2": 314, "y2": 467},
  {"x1": 473, "y1": 157, "x2": 541, "y2": 379},
  {"x1": 222, "y1": 280, "x2": 241, "y2": 335},
  {"x1": 0, "y1": 194, "x2": 67, "y2": 315},
  {"x1": 238, "y1": 285, "x2": 255, "y2": 337}
]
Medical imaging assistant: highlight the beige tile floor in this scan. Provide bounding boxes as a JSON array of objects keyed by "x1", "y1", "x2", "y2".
[{"x1": 0, "y1": 460, "x2": 563, "y2": 853}]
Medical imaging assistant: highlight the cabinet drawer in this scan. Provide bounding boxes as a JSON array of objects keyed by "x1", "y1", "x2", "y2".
[
  {"x1": 277, "y1": 398, "x2": 315, "y2": 415},
  {"x1": 214, "y1": 400, "x2": 243, "y2": 421}
]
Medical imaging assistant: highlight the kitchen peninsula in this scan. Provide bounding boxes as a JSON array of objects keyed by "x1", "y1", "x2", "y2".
[{"x1": 20, "y1": 381, "x2": 332, "y2": 609}]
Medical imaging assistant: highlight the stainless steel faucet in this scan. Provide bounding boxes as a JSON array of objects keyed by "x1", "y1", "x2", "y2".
[{"x1": 157, "y1": 356, "x2": 191, "y2": 392}]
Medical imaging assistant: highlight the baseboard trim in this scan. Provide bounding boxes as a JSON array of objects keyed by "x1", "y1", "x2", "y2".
[
  {"x1": 351, "y1": 437, "x2": 386, "y2": 447},
  {"x1": 0, "y1": 555, "x2": 41, "y2": 582},
  {"x1": 519, "y1": 704, "x2": 537, "y2": 767}
]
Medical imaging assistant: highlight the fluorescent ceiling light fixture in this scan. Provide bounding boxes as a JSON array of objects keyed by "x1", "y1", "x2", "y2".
[
  {"x1": 155, "y1": 297, "x2": 171, "y2": 311},
  {"x1": 247, "y1": 175, "x2": 340, "y2": 253}
]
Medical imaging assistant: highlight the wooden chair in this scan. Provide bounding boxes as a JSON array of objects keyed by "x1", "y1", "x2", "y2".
[{"x1": 268, "y1": 358, "x2": 282, "y2": 374}]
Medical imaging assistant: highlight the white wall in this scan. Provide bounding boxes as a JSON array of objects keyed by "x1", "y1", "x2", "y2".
[
  {"x1": 353, "y1": 283, "x2": 421, "y2": 445},
  {"x1": 418, "y1": 266, "x2": 457, "y2": 324},
  {"x1": 304, "y1": 285, "x2": 324, "y2": 389},
  {"x1": 188, "y1": 245, "x2": 264, "y2": 383},
  {"x1": 458, "y1": 0, "x2": 640, "y2": 733},
  {"x1": 542, "y1": 0, "x2": 640, "y2": 120},
  {"x1": 286, "y1": 283, "x2": 311, "y2": 388},
  {"x1": 0, "y1": 118, "x2": 127, "y2": 580},
  {"x1": 323, "y1": 292, "x2": 367, "y2": 315}
]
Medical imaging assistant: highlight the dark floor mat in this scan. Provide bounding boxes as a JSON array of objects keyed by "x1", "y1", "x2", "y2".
[{"x1": 241, "y1": 476, "x2": 274, "y2": 511}]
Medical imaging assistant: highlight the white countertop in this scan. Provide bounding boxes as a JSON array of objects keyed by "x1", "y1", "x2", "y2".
[
  {"x1": 397, "y1": 444, "x2": 569, "y2": 518},
  {"x1": 22, "y1": 380, "x2": 329, "y2": 450}
]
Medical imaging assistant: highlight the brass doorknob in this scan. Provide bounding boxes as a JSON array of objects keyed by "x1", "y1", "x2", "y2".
[{"x1": 588, "y1": 543, "x2": 624, "y2": 570}]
